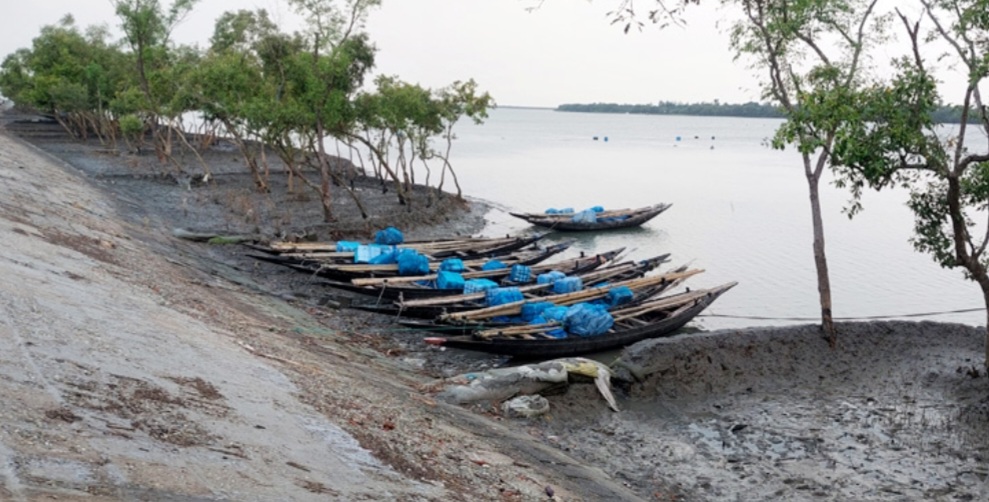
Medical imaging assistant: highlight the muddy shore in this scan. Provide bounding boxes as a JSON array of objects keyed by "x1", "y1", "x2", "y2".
[{"x1": 2, "y1": 113, "x2": 988, "y2": 501}]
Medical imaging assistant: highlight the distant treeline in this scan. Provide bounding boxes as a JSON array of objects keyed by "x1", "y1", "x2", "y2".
[{"x1": 556, "y1": 101, "x2": 980, "y2": 124}]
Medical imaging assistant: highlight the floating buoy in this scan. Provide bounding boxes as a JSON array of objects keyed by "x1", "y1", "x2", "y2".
[
  {"x1": 675, "y1": 136, "x2": 681, "y2": 141},
  {"x1": 593, "y1": 136, "x2": 599, "y2": 141},
  {"x1": 604, "y1": 136, "x2": 609, "y2": 142}
]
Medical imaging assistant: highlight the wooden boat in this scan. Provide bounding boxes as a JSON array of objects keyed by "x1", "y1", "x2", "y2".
[
  {"x1": 509, "y1": 203, "x2": 672, "y2": 231},
  {"x1": 423, "y1": 282, "x2": 736, "y2": 358},
  {"x1": 321, "y1": 248, "x2": 643, "y2": 301},
  {"x1": 248, "y1": 232, "x2": 550, "y2": 261},
  {"x1": 352, "y1": 255, "x2": 681, "y2": 319},
  {"x1": 249, "y1": 241, "x2": 574, "y2": 282},
  {"x1": 384, "y1": 266, "x2": 698, "y2": 327}
]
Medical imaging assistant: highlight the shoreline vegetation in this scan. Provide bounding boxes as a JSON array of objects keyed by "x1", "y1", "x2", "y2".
[
  {"x1": 556, "y1": 100, "x2": 982, "y2": 123},
  {"x1": 0, "y1": 6, "x2": 494, "y2": 230}
]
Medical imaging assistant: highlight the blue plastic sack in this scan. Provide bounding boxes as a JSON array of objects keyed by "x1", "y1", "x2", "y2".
[
  {"x1": 520, "y1": 301, "x2": 555, "y2": 322},
  {"x1": 336, "y1": 240, "x2": 360, "y2": 252},
  {"x1": 436, "y1": 271, "x2": 465, "y2": 290},
  {"x1": 440, "y1": 258, "x2": 465, "y2": 272},
  {"x1": 542, "y1": 306, "x2": 569, "y2": 322},
  {"x1": 545, "y1": 207, "x2": 574, "y2": 214},
  {"x1": 552, "y1": 276, "x2": 584, "y2": 294},
  {"x1": 607, "y1": 286, "x2": 634, "y2": 307},
  {"x1": 571, "y1": 209, "x2": 598, "y2": 224},
  {"x1": 369, "y1": 250, "x2": 397, "y2": 264},
  {"x1": 546, "y1": 328, "x2": 568, "y2": 339},
  {"x1": 374, "y1": 226, "x2": 404, "y2": 245},
  {"x1": 563, "y1": 303, "x2": 614, "y2": 337},
  {"x1": 464, "y1": 278, "x2": 500, "y2": 294},
  {"x1": 354, "y1": 244, "x2": 394, "y2": 263},
  {"x1": 481, "y1": 259, "x2": 507, "y2": 271},
  {"x1": 486, "y1": 287, "x2": 524, "y2": 307},
  {"x1": 589, "y1": 206, "x2": 605, "y2": 213},
  {"x1": 537, "y1": 270, "x2": 566, "y2": 285},
  {"x1": 396, "y1": 250, "x2": 429, "y2": 276},
  {"x1": 509, "y1": 264, "x2": 532, "y2": 283}
]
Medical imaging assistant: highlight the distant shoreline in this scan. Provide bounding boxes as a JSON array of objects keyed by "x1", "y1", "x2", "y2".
[{"x1": 554, "y1": 101, "x2": 979, "y2": 124}]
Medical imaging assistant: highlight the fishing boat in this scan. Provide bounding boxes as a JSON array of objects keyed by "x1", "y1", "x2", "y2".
[
  {"x1": 509, "y1": 203, "x2": 672, "y2": 231},
  {"x1": 248, "y1": 241, "x2": 574, "y2": 282},
  {"x1": 423, "y1": 282, "x2": 736, "y2": 358},
  {"x1": 386, "y1": 267, "x2": 699, "y2": 328},
  {"x1": 248, "y1": 232, "x2": 550, "y2": 262},
  {"x1": 321, "y1": 248, "x2": 641, "y2": 301},
  {"x1": 351, "y1": 255, "x2": 682, "y2": 319}
]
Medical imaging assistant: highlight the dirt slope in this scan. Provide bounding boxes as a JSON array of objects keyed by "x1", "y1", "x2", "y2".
[{"x1": 0, "y1": 125, "x2": 638, "y2": 501}]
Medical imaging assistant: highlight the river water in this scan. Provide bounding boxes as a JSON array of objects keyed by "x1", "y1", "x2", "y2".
[{"x1": 446, "y1": 107, "x2": 985, "y2": 330}]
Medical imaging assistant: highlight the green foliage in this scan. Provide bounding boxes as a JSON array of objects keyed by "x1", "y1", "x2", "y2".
[{"x1": 1, "y1": 0, "x2": 491, "y2": 213}]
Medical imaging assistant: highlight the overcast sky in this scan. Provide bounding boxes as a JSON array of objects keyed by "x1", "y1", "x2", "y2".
[
  {"x1": 0, "y1": 0, "x2": 767, "y2": 108},
  {"x1": 0, "y1": 1, "x2": 973, "y2": 108}
]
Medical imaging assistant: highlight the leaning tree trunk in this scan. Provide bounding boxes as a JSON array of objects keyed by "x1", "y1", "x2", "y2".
[{"x1": 805, "y1": 153, "x2": 836, "y2": 346}]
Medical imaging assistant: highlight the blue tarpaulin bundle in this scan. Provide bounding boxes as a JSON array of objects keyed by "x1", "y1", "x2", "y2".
[
  {"x1": 552, "y1": 276, "x2": 584, "y2": 294},
  {"x1": 509, "y1": 264, "x2": 532, "y2": 283},
  {"x1": 396, "y1": 250, "x2": 429, "y2": 276},
  {"x1": 374, "y1": 226, "x2": 404, "y2": 245},
  {"x1": 537, "y1": 270, "x2": 566, "y2": 285},
  {"x1": 542, "y1": 306, "x2": 570, "y2": 322},
  {"x1": 590, "y1": 206, "x2": 605, "y2": 212},
  {"x1": 336, "y1": 240, "x2": 360, "y2": 252},
  {"x1": 607, "y1": 286, "x2": 634, "y2": 307},
  {"x1": 369, "y1": 250, "x2": 398, "y2": 264},
  {"x1": 354, "y1": 244, "x2": 394, "y2": 263},
  {"x1": 481, "y1": 259, "x2": 507, "y2": 271},
  {"x1": 464, "y1": 278, "x2": 500, "y2": 294},
  {"x1": 440, "y1": 258, "x2": 465, "y2": 272},
  {"x1": 486, "y1": 287, "x2": 524, "y2": 306},
  {"x1": 546, "y1": 328, "x2": 568, "y2": 338},
  {"x1": 571, "y1": 209, "x2": 598, "y2": 224},
  {"x1": 436, "y1": 271, "x2": 465, "y2": 290},
  {"x1": 545, "y1": 207, "x2": 574, "y2": 214},
  {"x1": 563, "y1": 303, "x2": 614, "y2": 337},
  {"x1": 520, "y1": 301, "x2": 555, "y2": 322}
]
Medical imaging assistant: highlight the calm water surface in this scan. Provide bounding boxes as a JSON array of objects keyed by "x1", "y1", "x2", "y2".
[{"x1": 447, "y1": 108, "x2": 985, "y2": 330}]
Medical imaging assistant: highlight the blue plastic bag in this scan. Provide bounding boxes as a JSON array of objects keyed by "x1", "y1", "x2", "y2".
[
  {"x1": 537, "y1": 270, "x2": 566, "y2": 285},
  {"x1": 436, "y1": 271, "x2": 465, "y2": 290},
  {"x1": 486, "y1": 287, "x2": 524, "y2": 306},
  {"x1": 509, "y1": 264, "x2": 532, "y2": 283},
  {"x1": 607, "y1": 286, "x2": 634, "y2": 307},
  {"x1": 336, "y1": 240, "x2": 360, "y2": 252},
  {"x1": 545, "y1": 207, "x2": 574, "y2": 214},
  {"x1": 482, "y1": 259, "x2": 507, "y2": 271},
  {"x1": 369, "y1": 250, "x2": 398, "y2": 264},
  {"x1": 552, "y1": 276, "x2": 584, "y2": 294},
  {"x1": 374, "y1": 226, "x2": 404, "y2": 245},
  {"x1": 440, "y1": 258, "x2": 465, "y2": 272},
  {"x1": 563, "y1": 303, "x2": 614, "y2": 337},
  {"x1": 354, "y1": 244, "x2": 394, "y2": 263},
  {"x1": 520, "y1": 301, "x2": 555, "y2": 322},
  {"x1": 541, "y1": 306, "x2": 569, "y2": 322},
  {"x1": 396, "y1": 250, "x2": 429, "y2": 276},
  {"x1": 571, "y1": 209, "x2": 598, "y2": 224},
  {"x1": 464, "y1": 278, "x2": 500, "y2": 294},
  {"x1": 589, "y1": 205, "x2": 605, "y2": 213}
]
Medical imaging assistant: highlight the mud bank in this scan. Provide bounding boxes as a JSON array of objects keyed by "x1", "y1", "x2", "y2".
[{"x1": 534, "y1": 322, "x2": 989, "y2": 501}]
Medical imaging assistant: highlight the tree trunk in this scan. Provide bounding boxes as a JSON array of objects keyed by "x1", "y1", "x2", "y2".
[{"x1": 806, "y1": 159, "x2": 836, "y2": 346}]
